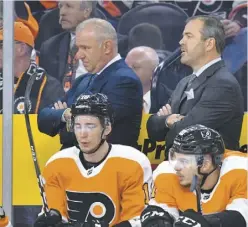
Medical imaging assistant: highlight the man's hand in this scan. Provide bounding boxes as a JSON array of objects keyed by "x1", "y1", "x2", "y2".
[
  {"x1": 53, "y1": 101, "x2": 68, "y2": 110},
  {"x1": 221, "y1": 19, "x2": 241, "y2": 38},
  {"x1": 166, "y1": 114, "x2": 184, "y2": 128},
  {"x1": 157, "y1": 104, "x2": 172, "y2": 116},
  {"x1": 52, "y1": 101, "x2": 71, "y2": 123}
]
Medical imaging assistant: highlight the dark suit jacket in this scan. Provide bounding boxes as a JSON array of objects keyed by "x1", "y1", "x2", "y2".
[
  {"x1": 39, "y1": 31, "x2": 70, "y2": 83},
  {"x1": 147, "y1": 60, "x2": 244, "y2": 151},
  {"x1": 38, "y1": 59, "x2": 143, "y2": 148},
  {"x1": 39, "y1": 75, "x2": 65, "y2": 111}
]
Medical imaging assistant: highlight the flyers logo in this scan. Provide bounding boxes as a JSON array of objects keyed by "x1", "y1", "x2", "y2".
[{"x1": 66, "y1": 191, "x2": 115, "y2": 224}]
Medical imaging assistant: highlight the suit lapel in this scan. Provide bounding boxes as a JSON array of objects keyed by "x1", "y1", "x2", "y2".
[
  {"x1": 191, "y1": 60, "x2": 225, "y2": 91},
  {"x1": 179, "y1": 60, "x2": 225, "y2": 107},
  {"x1": 58, "y1": 32, "x2": 70, "y2": 82},
  {"x1": 172, "y1": 78, "x2": 188, "y2": 113}
]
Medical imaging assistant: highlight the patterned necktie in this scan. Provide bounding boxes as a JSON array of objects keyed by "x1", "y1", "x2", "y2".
[
  {"x1": 63, "y1": 45, "x2": 79, "y2": 92},
  {"x1": 186, "y1": 73, "x2": 197, "y2": 90}
]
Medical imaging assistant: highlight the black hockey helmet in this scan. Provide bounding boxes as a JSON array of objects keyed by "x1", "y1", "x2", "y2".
[
  {"x1": 171, "y1": 124, "x2": 225, "y2": 156},
  {"x1": 71, "y1": 93, "x2": 114, "y2": 126}
]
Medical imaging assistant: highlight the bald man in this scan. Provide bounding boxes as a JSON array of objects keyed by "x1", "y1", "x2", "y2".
[{"x1": 126, "y1": 46, "x2": 159, "y2": 113}]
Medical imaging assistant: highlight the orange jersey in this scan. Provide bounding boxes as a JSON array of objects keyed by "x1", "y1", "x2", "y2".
[
  {"x1": 0, "y1": 217, "x2": 11, "y2": 227},
  {"x1": 43, "y1": 144, "x2": 153, "y2": 226},
  {"x1": 150, "y1": 151, "x2": 248, "y2": 224}
]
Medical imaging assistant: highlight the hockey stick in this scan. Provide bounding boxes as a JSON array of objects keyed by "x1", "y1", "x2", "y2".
[{"x1": 24, "y1": 64, "x2": 49, "y2": 215}]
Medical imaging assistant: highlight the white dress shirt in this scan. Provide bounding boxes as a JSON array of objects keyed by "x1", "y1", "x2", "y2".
[
  {"x1": 143, "y1": 90, "x2": 151, "y2": 114},
  {"x1": 194, "y1": 57, "x2": 222, "y2": 77}
]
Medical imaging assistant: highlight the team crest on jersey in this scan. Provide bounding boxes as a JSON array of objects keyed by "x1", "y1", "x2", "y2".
[
  {"x1": 14, "y1": 96, "x2": 31, "y2": 114},
  {"x1": 66, "y1": 191, "x2": 116, "y2": 224}
]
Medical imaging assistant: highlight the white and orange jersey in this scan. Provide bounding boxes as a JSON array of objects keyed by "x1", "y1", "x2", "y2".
[
  {"x1": 150, "y1": 151, "x2": 248, "y2": 224},
  {"x1": 43, "y1": 144, "x2": 153, "y2": 226},
  {"x1": 0, "y1": 217, "x2": 11, "y2": 227}
]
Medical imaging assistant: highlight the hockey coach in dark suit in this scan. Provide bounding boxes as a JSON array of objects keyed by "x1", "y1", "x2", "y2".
[{"x1": 147, "y1": 15, "x2": 244, "y2": 153}]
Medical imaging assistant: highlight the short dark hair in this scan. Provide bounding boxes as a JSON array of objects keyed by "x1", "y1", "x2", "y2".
[
  {"x1": 128, "y1": 23, "x2": 164, "y2": 50},
  {"x1": 186, "y1": 16, "x2": 225, "y2": 54}
]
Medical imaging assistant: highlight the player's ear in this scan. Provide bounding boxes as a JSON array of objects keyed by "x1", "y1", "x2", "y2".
[
  {"x1": 200, "y1": 155, "x2": 213, "y2": 173},
  {"x1": 104, "y1": 125, "x2": 112, "y2": 137}
]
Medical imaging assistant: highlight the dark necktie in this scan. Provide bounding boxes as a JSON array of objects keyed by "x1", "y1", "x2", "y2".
[
  {"x1": 186, "y1": 73, "x2": 197, "y2": 90},
  {"x1": 84, "y1": 73, "x2": 97, "y2": 93}
]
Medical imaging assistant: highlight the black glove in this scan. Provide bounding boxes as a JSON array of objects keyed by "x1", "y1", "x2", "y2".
[
  {"x1": 33, "y1": 209, "x2": 62, "y2": 227},
  {"x1": 140, "y1": 205, "x2": 174, "y2": 227},
  {"x1": 174, "y1": 209, "x2": 211, "y2": 227}
]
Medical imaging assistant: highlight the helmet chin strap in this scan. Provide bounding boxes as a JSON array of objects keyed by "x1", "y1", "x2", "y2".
[
  {"x1": 190, "y1": 166, "x2": 218, "y2": 191},
  {"x1": 76, "y1": 130, "x2": 106, "y2": 155},
  {"x1": 198, "y1": 166, "x2": 218, "y2": 187},
  {"x1": 190, "y1": 166, "x2": 218, "y2": 214}
]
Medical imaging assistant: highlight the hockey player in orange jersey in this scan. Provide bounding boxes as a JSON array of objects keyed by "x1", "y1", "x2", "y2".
[
  {"x1": 141, "y1": 125, "x2": 247, "y2": 227},
  {"x1": 0, "y1": 207, "x2": 11, "y2": 227},
  {"x1": 34, "y1": 93, "x2": 153, "y2": 227}
]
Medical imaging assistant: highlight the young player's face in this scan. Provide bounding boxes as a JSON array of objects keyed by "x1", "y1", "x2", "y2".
[
  {"x1": 74, "y1": 115, "x2": 104, "y2": 153},
  {"x1": 169, "y1": 151, "x2": 198, "y2": 187}
]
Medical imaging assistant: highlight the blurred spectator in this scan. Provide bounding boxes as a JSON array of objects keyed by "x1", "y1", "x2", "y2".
[
  {"x1": 39, "y1": 0, "x2": 58, "y2": 10},
  {"x1": 125, "y1": 46, "x2": 159, "y2": 113},
  {"x1": 38, "y1": 18, "x2": 143, "y2": 149},
  {"x1": 222, "y1": 27, "x2": 247, "y2": 74},
  {"x1": 127, "y1": 23, "x2": 172, "y2": 61},
  {"x1": 34, "y1": 8, "x2": 64, "y2": 51},
  {"x1": 147, "y1": 16, "x2": 244, "y2": 155},
  {"x1": 229, "y1": 1, "x2": 247, "y2": 29},
  {"x1": 165, "y1": 0, "x2": 233, "y2": 17},
  {"x1": 25, "y1": 1, "x2": 58, "y2": 22},
  {"x1": 15, "y1": 1, "x2": 39, "y2": 39},
  {"x1": 98, "y1": 0, "x2": 159, "y2": 29},
  {"x1": 0, "y1": 22, "x2": 63, "y2": 227},
  {"x1": 128, "y1": 23, "x2": 163, "y2": 50},
  {"x1": 220, "y1": 2, "x2": 247, "y2": 74},
  {"x1": 14, "y1": 1, "x2": 40, "y2": 62},
  {"x1": 0, "y1": 22, "x2": 64, "y2": 114},
  {"x1": 39, "y1": 1, "x2": 97, "y2": 92}
]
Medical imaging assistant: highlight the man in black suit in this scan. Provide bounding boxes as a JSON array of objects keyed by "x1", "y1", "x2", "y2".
[
  {"x1": 39, "y1": 1, "x2": 97, "y2": 92},
  {"x1": 147, "y1": 15, "x2": 244, "y2": 152}
]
